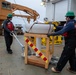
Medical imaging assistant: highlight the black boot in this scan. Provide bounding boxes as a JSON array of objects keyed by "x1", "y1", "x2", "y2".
[{"x1": 7, "y1": 49, "x2": 13, "y2": 54}]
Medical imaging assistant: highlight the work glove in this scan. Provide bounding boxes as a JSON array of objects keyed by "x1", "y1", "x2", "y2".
[
  {"x1": 47, "y1": 34, "x2": 51, "y2": 37},
  {"x1": 47, "y1": 32, "x2": 55, "y2": 37},
  {"x1": 10, "y1": 31, "x2": 14, "y2": 36}
]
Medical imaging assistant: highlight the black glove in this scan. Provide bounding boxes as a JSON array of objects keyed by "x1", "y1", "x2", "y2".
[
  {"x1": 47, "y1": 32, "x2": 55, "y2": 37},
  {"x1": 10, "y1": 31, "x2": 15, "y2": 36},
  {"x1": 10, "y1": 31, "x2": 13, "y2": 36},
  {"x1": 47, "y1": 34, "x2": 51, "y2": 37}
]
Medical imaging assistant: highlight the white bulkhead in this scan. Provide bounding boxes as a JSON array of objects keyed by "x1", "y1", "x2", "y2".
[{"x1": 44, "y1": 0, "x2": 76, "y2": 21}]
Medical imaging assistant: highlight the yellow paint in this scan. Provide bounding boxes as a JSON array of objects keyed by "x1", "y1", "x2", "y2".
[
  {"x1": 28, "y1": 41, "x2": 31, "y2": 45},
  {"x1": 36, "y1": 50, "x2": 40, "y2": 54},
  {"x1": 41, "y1": 55, "x2": 45, "y2": 59},
  {"x1": 32, "y1": 46, "x2": 35, "y2": 49}
]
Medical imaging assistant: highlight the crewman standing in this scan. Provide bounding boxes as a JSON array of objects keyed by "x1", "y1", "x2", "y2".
[{"x1": 3, "y1": 13, "x2": 14, "y2": 54}]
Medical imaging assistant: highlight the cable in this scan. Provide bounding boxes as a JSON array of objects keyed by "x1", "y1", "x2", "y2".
[{"x1": 13, "y1": 0, "x2": 27, "y2": 24}]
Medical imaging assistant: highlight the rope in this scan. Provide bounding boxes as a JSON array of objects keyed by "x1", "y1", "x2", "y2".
[
  {"x1": 28, "y1": 23, "x2": 35, "y2": 32},
  {"x1": 47, "y1": 23, "x2": 52, "y2": 34}
]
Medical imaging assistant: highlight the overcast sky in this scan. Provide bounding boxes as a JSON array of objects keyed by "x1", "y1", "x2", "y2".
[{"x1": 6, "y1": 0, "x2": 46, "y2": 25}]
